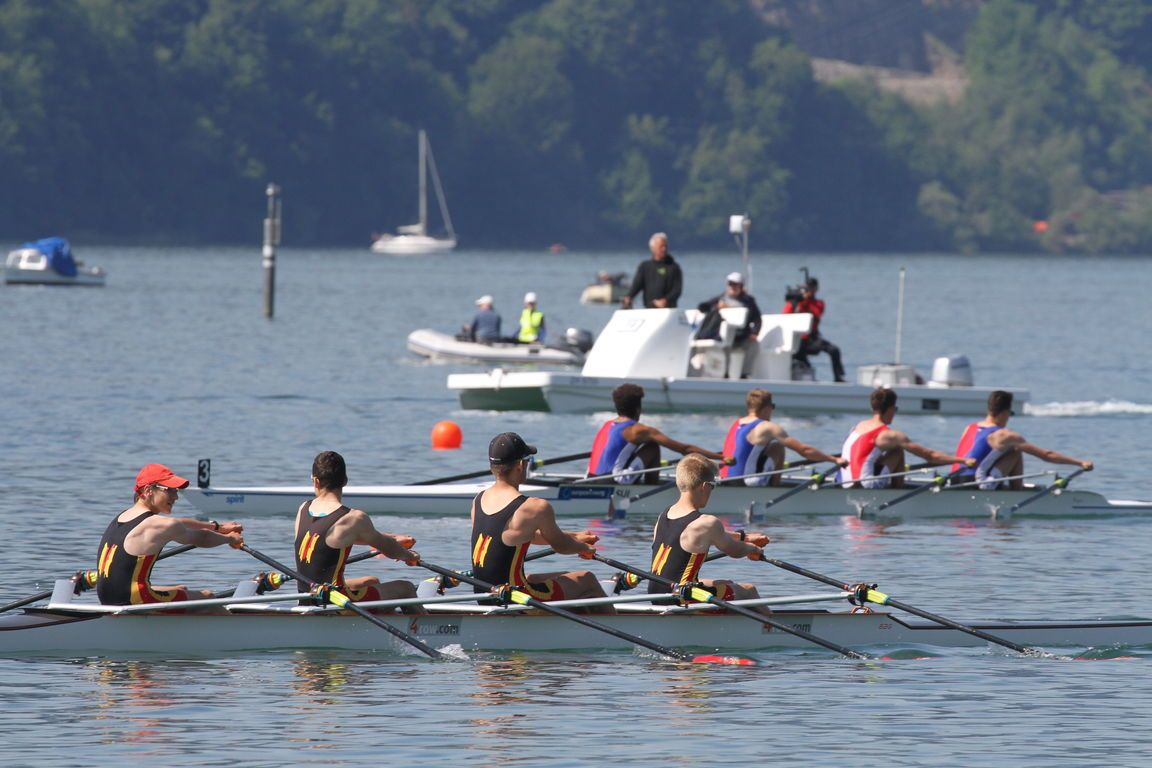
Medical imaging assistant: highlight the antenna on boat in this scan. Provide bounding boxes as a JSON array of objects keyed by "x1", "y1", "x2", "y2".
[
  {"x1": 729, "y1": 214, "x2": 752, "y2": 291},
  {"x1": 894, "y1": 267, "x2": 906, "y2": 364}
]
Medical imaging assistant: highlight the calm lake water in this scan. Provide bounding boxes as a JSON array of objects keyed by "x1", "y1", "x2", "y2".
[{"x1": 2, "y1": 245, "x2": 1152, "y2": 766}]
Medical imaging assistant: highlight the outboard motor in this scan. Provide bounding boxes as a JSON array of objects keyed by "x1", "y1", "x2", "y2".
[
  {"x1": 931, "y1": 355, "x2": 973, "y2": 387},
  {"x1": 563, "y1": 327, "x2": 595, "y2": 353}
]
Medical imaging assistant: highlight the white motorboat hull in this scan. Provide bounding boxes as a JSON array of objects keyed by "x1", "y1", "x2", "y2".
[
  {"x1": 371, "y1": 234, "x2": 457, "y2": 255},
  {"x1": 447, "y1": 370, "x2": 1025, "y2": 416},
  {"x1": 407, "y1": 329, "x2": 583, "y2": 366},
  {"x1": 2, "y1": 607, "x2": 1149, "y2": 655},
  {"x1": 180, "y1": 479, "x2": 1150, "y2": 521},
  {"x1": 446, "y1": 308, "x2": 1028, "y2": 416},
  {"x1": 4, "y1": 248, "x2": 106, "y2": 286}
]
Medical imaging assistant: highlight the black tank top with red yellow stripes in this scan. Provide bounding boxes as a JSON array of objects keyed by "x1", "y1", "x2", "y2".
[
  {"x1": 470, "y1": 493, "x2": 531, "y2": 593},
  {"x1": 295, "y1": 503, "x2": 353, "y2": 588},
  {"x1": 96, "y1": 510, "x2": 178, "y2": 605},
  {"x1": 648, "y1": 508, "x2": 705, "y2": 595}
]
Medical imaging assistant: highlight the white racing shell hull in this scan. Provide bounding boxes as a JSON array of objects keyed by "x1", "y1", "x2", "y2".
[
  {"x1": 180, "y1": 481, "x2": 1152, "y2": 521},
  {"x1": 2, "y1": 608, "x2": 1150, "y2": 655}
]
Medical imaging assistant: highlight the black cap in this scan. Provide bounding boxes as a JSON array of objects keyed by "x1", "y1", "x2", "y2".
[{"x1": 489, "y1": 432, "x2": 538, "y2": 464}]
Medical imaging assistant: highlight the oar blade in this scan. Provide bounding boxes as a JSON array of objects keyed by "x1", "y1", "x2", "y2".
[{"x1": 692, "y1": 654, "x2": 757, "y2": 666}]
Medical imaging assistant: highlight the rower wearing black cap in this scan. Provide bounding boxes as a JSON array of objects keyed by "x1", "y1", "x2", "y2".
[{"x1": 471, "y1": 432, "x2": 609, "y2": 609}]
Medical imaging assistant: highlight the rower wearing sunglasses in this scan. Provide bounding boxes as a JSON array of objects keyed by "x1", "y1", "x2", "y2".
[
  {"x1": 95, "y1": 463, "x2": 243, "y2": 605},
  {"x1": 620, "y1": 454, "x2": 769, "y2": 609}
]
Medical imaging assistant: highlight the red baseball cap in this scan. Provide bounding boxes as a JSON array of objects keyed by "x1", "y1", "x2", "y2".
[{"x1": 135, "y1": 463, "x2": 190, "y2": 493}]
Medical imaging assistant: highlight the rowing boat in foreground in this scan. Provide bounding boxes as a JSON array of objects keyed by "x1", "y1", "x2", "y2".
[
  {"x1": 3, "y1": 578, "x2": 1148, "y2": 656},
  {"x1": 181, "y1": 473, "x2": 1152, "y2": 521}
]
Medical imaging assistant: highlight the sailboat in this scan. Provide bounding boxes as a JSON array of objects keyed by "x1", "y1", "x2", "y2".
[{"x1": 371, "y1": 129, "x2": 457, "y2": 255}]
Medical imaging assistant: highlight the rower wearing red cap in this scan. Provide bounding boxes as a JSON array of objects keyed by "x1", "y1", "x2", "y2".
[
  {"x1": 95, "y1": 463, "x2": 244, "y2": 605},
  {"x1": 472, "y1": 432, "x2": 608, "y2": 609}
]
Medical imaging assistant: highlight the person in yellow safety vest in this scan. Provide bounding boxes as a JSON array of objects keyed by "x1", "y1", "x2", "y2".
[{"x1": 517, "y1": 291, "x2": 546, "y2": 343}]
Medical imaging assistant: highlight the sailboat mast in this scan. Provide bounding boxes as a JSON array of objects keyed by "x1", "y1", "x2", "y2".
[{"x1": 418, "y1": 129, "x2": 428, "y2": 232}]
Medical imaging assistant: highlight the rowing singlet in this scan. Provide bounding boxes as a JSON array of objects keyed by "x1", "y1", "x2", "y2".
[
  {"x1": 837, "y1": 424, "x2": 890, "y2": 488},
  {"x1": 588, "y1": 419, "x2": 644, "y2": 484},
  {"x1": 647, "y1": 509, "x2": 706, "y2": 595},
  {"x1": 721, "y1": 418, "x2": 775, "y2": 486},
  {"x1": 470, "y1": 493, "x2": 563, "y2": 600},
  {"x1": 96, "y1": 511, "x2": 187, "y2": 605},
  {"x1": 295, "y1": 503, "x2": 380, "y2": 601},
  {"x1": 952, "y1": 424, "x2": 1001, "y2": 476}
]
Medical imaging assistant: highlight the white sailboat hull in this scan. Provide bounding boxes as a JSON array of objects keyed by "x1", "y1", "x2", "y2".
[{"x1": 371, "y1": 234, "x2": 457, "y2": 255}]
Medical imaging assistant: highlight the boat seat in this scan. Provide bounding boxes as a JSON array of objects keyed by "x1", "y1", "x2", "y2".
[{"x1": 685, "y1": 307, "x2": 748, "y2": 378}]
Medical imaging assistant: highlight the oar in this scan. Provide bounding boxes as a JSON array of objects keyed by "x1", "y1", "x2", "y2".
[
  {"x1": 610, "y1": 480, "x2": 678, "y2": 517},
  {"x1": 758, "y1": 470, "x2": 832, "y2": 511},
  {"x1": 873, "y1": 468, "x2": 967, "y2": 512},
  {"x1": 592, "y1": 553, "x2": 869, "y2": 659},
  {"x1": 410, "y1": 451, "x2": 592, "y2": 486},
  {"x1": 719, "y1": 457, "x2": 826, "y2": 486},
  {"x1": 1008, "y1": 468, "x2": 1087, "y2": 514},
  {"x1": 0, "y1": 543, "x2": 198, "y2": 615},
  {"x1": 239, "y1": 544, "x2": 448, "y2": 660},
  {"x1": 759, "y1": 556, "x2": 1049, "y2": 657},
  {"x1": 416, "y1": 559, "x2": 755, "y2": 665}
]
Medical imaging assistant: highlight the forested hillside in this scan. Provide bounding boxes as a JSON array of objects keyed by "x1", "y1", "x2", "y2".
[{"x1": 1, "y1": 0, "x2": 1150, "y2": 252}]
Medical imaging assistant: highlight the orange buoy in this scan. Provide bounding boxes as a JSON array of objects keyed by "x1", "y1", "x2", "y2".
[{"x1": 431, "y1": 420, "x2": 463, "y2": 450}]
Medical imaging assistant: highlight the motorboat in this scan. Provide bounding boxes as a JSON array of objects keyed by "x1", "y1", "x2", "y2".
[
  {"x1": 4, "y1": 237, "x2": 106, "y2": 287},
  {"x1": 371, "y1": 130, "x2": 456, "y2": 255},
  {"x1": 3, "y1": 574, "x2": 1149, "y2": 656},
  {"x1": 446, "y1": 308, "x2": 1030, "y2": 416},
  {"x1": 580, "y1": 271, "x2": 629, "y2": 305},
  {"x1": 407, "y1": 327, "x2": 593, "y2": 366}
]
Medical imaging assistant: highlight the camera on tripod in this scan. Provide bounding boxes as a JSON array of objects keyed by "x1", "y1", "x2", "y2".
[{"x1": 785, "y1": 267, "x2": 811, "y2": 304}]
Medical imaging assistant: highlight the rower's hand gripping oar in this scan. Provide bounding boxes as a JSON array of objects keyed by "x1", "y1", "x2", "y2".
[
  {"x1": 593, "y1": 553, "x2": 868, "y2": 660},
  {"x1": 238, "y1": 544, "x2": 448, "y2": 660},
  {"x1": 758, "y1": 556, "x2": 1051, "y2": 657},
  {"x1": 410, "y1": 451, "x2": 592, "y2": 486},
  {"x1": 0, "y1": 543, "x2": 199, "y2": 615},
  {"x1": 1008, "y1": 468, "x2": 1088, "y2": 514},
  {"x1": 415, "y1": 558, "x2": 756, "y2": 665}
]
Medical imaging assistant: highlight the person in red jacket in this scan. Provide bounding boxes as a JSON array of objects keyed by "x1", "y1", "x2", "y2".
[{"x1": 783, "y1": 277, "x2": 846, "y2": 382}]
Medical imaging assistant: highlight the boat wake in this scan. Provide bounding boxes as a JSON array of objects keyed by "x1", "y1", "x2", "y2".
[{"x1": 1025, "y1": 400, "x2": 1152, "y2": 418}]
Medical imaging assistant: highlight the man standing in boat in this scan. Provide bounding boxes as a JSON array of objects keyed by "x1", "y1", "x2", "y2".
[
  {"x1": 721, "y1": 389, "x2": 846, "y2": 486},
  {"x1": 951, "y1": 390, "x2": 1093, "y2": 489},
  {"x1": 96, "y1": 464, "x2": 244, "y2": 605},
  {"x1": 620, "y1": 232, "x2": 682, "y2": 309},
  {"x1": 588, "y1": 383, "x2": 728, "y2": 484},
  {"x1": 294, "y1": 451, "x2": 425, "y2": 613},
  {"x1": 516, "y1": 291, "x2": 546, "y2": 344},
  {"x1": 837, "y1": 388, "x2": 974, "y2": 489},
  {"x1": 473, "y1": 432, "x2": 608, "y2": 608},
  {"x1": 620, "y1": 454, "x2": 769, "y2": 609}
]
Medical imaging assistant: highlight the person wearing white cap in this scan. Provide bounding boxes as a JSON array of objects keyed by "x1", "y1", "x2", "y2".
[
  {"x1": 468, "y1": 294, "x2": 502, "y2": 344},
  {"x1": 695, "y1": 272, "x2": 763, "y2": 378},
  {"x1": 516, "y1": 291, "x2": 546, "y2": 344}
]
